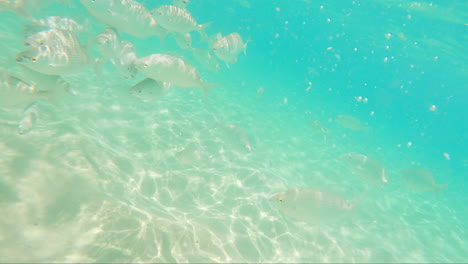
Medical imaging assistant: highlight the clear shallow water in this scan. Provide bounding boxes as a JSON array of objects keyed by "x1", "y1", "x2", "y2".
[{"x1": 0, "y1": 0, "x2": 467, "y2": 263}]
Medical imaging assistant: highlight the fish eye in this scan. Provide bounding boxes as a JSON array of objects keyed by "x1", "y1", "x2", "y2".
[
  {"x1": 143, "y1": 63, "x2": 148, "y2": 68},
  {"x1": 279, "y1": 197, "x2": 284, "y2": 202},
  {"x1": 31, "y1": 58, "x2": 37, "y2": 63}
]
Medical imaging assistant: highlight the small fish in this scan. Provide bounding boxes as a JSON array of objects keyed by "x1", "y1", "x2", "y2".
[
  {"x1": 335, "y1": 115, "x2": 368, "y2": 131},
  {"x1": 213, "y1": 115, "x2": 251, "y2": 152},
  {"x1": 129, "y1": 78, "x2": 171, "y2": 101},
  {"x1": 80, "y1": 0, "x2": 166, "y2": 40},
  {"x1": 191, "y1": 48, "x2": 219, "y2": 72},
  {"x1": 270, "y1": 189, "x2": 357, "y2": 224},
  {"x1": 151, "y1": 5, "x2": 208, "y2": 38},
  {"x1": 340, "y1": 153, "x2": 388, "y2": 186},
  {"x1": 1, "y1": 0, "x2": 71, "y2": 18},
  {"x1": 224, "y1": 124, "x2": 252, "y2": 152},
  {"x1": 170, "y1": 32, "x2": 192, "y2": 50},
  {"x1": 17, "y1": 29, "x2": 92, "y2": 75},
  {"x1": 134, "y1": 54, "x2": 214, "y2": 96},
  {"x1": 1, "y1": 65, "x2": 75, "y2": 102},
  {"x1": 256, "y1": 87, "x2": 264, "y2": 97},
  {"x1": 94, "y1": 28, "x2": 137, "y2": 78},
  {"x1": 212, "y1": 32, "x2": 247, "y2": 64},
  {"x1": 175, "y1": 145, "x2": 202, "y2": 166},
  {"x1": 96, "y1": 27, "x2": 121, "y2": 61},
  {"x1": 17, "y1": 102, "x2": 39, "y2": 134},
  {"x1": 0, "y1": 73, "x2": 49, "y2": 107},
  {"x1": 115, "y1": 41, "x2": 138, "y2": 79},
  {"x1": 401, "y1": 167, "x2": 448, "y2": 196},
  {"x1": 309, "y1": 119, "x2": 331, "y2": 134},
  {"x1": 25, "y1": 16, "x2": 87, "y2": 38}
]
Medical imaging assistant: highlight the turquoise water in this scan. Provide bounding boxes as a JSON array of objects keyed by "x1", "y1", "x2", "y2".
[{"x1": 0, "y1": 0, "x2": 467, "y2": 263}]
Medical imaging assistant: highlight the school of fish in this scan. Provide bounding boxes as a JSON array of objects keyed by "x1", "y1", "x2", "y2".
[
  {"x1": 0, "y1": 0, "x2": 449, "y2": 226},
  {"x1": 1, "y1": 0, "x2": 248, "y2": 131}
]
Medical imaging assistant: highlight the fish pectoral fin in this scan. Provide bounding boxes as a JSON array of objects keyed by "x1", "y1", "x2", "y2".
[{"x1": 197, "y1": 22, "x2": 212, "y2": 41}]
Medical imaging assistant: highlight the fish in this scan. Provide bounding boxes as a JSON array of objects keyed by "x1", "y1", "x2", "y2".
[
  {"x1": 80, "y1": 0, "x2": 166, "y2": 41},
  {"x1": 309, "y1": 119, "x2": 331, "y2": 134},
  {"x1": 174, "y1": 144, "x2": 202, "y2": 166},
  {"x1": 191, "y1": 48, "x2": 220, "y2": 72},
  {"x1": 212, "y1": 32, "x2": 247, "y2": 64},
  {"x1": 17, "y1": 29, "x2": 92, "y2": 75},
  {"x1": 94, "y1": 28, "x2": 137, "y2": 78},
  {"x1": 401, "y1": 167, "x2": 448, "y2": 196},
  {"x1": 129, "y1": 78, "x2": 171, "y2": 102},
  {"x1": 96, "y1": 27, "x2": 121, "y2": 61},
  {"x1": 214, "y1": 116, "x2": 252, "y2": 153},
  {"x1": 1, "y1": 0, "x2": 71, "y2": 18},
  {"x1": 335, "y1": 115, "x2": 368, "y2": 131},
  {"x1": 150, "y1": 5, "x2": 208, "y2": 38},
  {"x1": 256, "y1": 87, "x2": 264, "y2": 97},
  {"x1": 270, "y1": 189, "x2": 357, "y2": 224},
  {"x1": 17, "y1": 102, "x2": 39, "y2": 134},
  {"x1": 170, "y1": 32, "x2": 192, "y2": 50},
  {"x1": 0, "y1": 72, "x2": 48, "y2": 107},
  {"x1": 24, "y1": 27, "x2": 68, "y2": 48},
  {"x1": 134, "y1": 54, "x2": 214, "y2": 96},
  {"x1": 114, "y1": 41, "x2": 138, "y2": 79},
  {"x1": 340, "y1": 153, "x2": 388, "y2": 186},
  {"x1": 24, "y1": 16, "x2": 87, "y2": 38}
]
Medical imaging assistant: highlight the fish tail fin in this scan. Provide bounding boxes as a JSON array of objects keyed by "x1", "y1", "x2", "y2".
[
  {"x1": 198, "y1": 22, "x2": 212, "y2": 41},
  {"x1": 244, "y1": 37, "x2": 252, "y2": 56},
  {"x1": 434, "y1": 184, "x2": 448, "y2": 198},
  {"x1": 156, "y1": 27, "x2": 168, "y2": 48},
  {"x1": 201, "y1": 82, "x2": 216, "y2": 101}
]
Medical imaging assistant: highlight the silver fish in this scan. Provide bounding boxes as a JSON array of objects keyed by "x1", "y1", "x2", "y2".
[
  {"x1": 134, "y1": 54, "x2": 214, "y2": 94},
  {"x1": 191, "y1": 48, "x2": 219, "y2": 72},
  {"x1": 17, "y1": 102, "x2": 39, "y2": 134},
  {"x1": 335, "y1": 115, "x2": 369, "y2": 131},
  {"x1": 17, "y1": 29, "x2": 92, "y2": 75},
  {"x1": 115, "y1": 41, "x2": 137, "y2": 79},
  {"x1": 270, "y1": 189, "x2": 356, "y2": 224},
  {"x1": 214, "y1": 116, "x2": 251, "y2": 153},
  {"x1": 151, "y1": 5, "x2": 208, "y2": 37},
  {"x1": 212, "y1": 32, "x2": 247, "y2": 64},
  {"x1": 1, "y1": 0, "x2": 71, "y2": 18},
  {"x1": 129, "y1": 78, "x2": 171, "y2": 102},
  {"x1": 25, "y1": 16, "x2": 87, "y2": 38},
  {"x1": 80, "y1": 0, "x2": 166, "y2": 40},
  {"x1": 170, "y1": 32, "x2": 192, "y2": 50},
  {"x1": 401, "y1": 167, "x2": 448, "y2": 196},
  {"x1": 340, "y1": 153, "x2": 388, "y2": 186},
  {"x1": 0, "y1": 72, "x2": 48, "y2": 107},
  {"x1": 96, "y1": 27, "x2": 121, "y2": 60}
]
